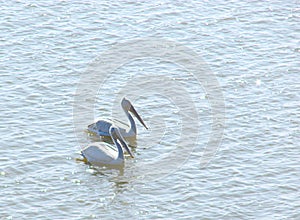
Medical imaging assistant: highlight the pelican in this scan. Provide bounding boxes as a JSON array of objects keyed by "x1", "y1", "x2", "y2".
[
  {"x1": 87, "y1": 97, "x2": 148, "y2": 138},
  {"x1": 81, "y1": 126, "x2": 134, "y2": 166}
]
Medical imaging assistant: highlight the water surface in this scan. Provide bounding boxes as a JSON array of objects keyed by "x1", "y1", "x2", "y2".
[{"x1": 1, "y1": 1, "x2": 299, "y2": 219}]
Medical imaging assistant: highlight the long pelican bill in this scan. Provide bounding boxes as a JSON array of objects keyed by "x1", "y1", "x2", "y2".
[
  {"x1": 114, "y1": 127, "x2": 134, "y2": 158},
  {"x1": 129, "y1": 105, "x2": 148, "y2": 129},
  {"x1": 120, "y1": 138, "x2": 134, "y2": 158}
]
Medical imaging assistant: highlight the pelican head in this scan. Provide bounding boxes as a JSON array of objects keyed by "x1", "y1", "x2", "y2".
[
  {"x1": 109, "y1": 126, "x2": 134, "y2": 158},
  {"x1": 121, "y1": 97, "x2": 148, "y2": 129}
]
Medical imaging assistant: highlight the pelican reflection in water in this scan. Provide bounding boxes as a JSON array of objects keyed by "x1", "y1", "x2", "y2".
[
  {"x1": 88, "y1": 97, "x2": 148, "y2": 138},
  {"x1": 82, "y1": 126, "x2": 134, "y2": 166}
]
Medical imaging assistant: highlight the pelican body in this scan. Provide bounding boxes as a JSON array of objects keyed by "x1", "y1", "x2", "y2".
[
  {"x1": 88, "y1": 98, "x2": 148, "y2": 138},
  {"x1": 81, "y1": 126, "x2": 134, "y2": 166}
]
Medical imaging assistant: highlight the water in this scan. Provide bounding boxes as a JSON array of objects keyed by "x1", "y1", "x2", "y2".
[{"x1": 1, "y1": 0, "x2": 299, "y2": 219}]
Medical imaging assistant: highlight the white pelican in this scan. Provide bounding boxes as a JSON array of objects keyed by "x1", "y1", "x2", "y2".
[
  {"x1": 81, "y1": 126, "x2": 134, "y2": 166},
  {"x1": 87, "y1": 97, "x2": 148, "y2": 138}
]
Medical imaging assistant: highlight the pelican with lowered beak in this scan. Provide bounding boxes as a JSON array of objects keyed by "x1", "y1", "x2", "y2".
[
  {"x1": 88, "y1": 97, "x2": 148, "y2": 138},
  {"x1": 81, "y1": 126, "x2": 134, "y2": 166}
]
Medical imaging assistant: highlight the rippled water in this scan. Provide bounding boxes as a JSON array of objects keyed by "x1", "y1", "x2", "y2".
[{"x1": 1, "y1": 1, "x2": 299, "y2": 219}]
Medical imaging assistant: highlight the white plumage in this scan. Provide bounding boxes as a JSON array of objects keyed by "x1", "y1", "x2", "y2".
[{"x1": 81, "y1": 126, "x2": 134, "y2": 166}]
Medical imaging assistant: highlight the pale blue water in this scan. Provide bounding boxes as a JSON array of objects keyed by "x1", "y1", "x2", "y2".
[{"x1": 1, "y1": 1, "x2": 299, "y2": 219}]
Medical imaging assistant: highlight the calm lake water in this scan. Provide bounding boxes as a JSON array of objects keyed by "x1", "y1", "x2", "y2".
[{"x1": 1, "y1": 0, "x2": 299, "y2": 219}]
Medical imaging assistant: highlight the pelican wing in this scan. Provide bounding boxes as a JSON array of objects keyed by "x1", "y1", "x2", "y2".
[
  {"x1": 95, "y1": 119, "x2": 113, "y2": 135},
  {"x1": 87, "y1": 119, "x2": 112, "y2": 136},
  {"x1": 88, "y1": 118, "x2": 129, "y2": 137},
  {"x1": 82, "y1": 143, "x2": 118, "y2": 164}
]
